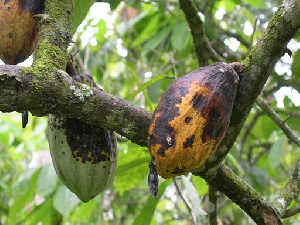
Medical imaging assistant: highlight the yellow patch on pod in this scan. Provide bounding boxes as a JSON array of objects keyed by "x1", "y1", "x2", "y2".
[{"x1": 149, "y1": 63, "x2": 239, "y2": 178}]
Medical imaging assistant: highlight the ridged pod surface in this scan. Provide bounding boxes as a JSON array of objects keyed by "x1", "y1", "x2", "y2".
[
  {"x1": 0, "y1": 0, "x2": 44, "y2": 64},
  {"x1": 48, "y1": 115, "x2": 118, "y2": 202},
  {"x1": 149, "y1": 63, "x2": 239, "y2": 178}
]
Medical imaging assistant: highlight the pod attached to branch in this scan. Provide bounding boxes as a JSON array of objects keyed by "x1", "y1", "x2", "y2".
[
  {"x1": 0, "y1": 0, "x2": 45, "y2": 64},
  {"x1": 48, "y1": 115, "x2": 118, "y2": 202},
  {"x1": 149, "y1": 63, "x2": 239, "y2": 180}
]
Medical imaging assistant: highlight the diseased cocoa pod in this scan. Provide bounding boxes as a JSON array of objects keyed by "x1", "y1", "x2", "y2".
[
  {"x1": 48, "y1": 115, "x2": 117, "y2": 202},
  {"x1": 149, "y1": 63, "x2": 239, "y2": 179},
  {"x1": 0, "y1": 0, "x2": 45, "y2": 64}
]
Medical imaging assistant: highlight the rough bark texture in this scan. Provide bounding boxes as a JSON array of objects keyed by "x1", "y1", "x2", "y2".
[
  {"x1": 0, "y1": 0, "x2": 300, "y2": 224},
  {"x1": 0, "y1": 65, "x2": 152, "y2": 146}
]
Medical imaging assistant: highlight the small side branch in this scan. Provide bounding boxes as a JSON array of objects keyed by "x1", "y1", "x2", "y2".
[
  {"x1": 256, "y1": 97, "x2": 300, "y2": 147},
  {"x1": 209, "y1": 186, "x2": 219, "y2": 225},
  {"x1": 272, "y1": 159, "x2": 300, "y2": 218},
  {"x1": 178, "y1": 0, "x2": 223, "y2": 66},
  {"x1": 282, "y1": 206, "x2": 300, "y2": 219}
]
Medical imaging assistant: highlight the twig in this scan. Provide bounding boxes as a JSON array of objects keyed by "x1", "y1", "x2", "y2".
[
  {"x1": 178, "y1": 0, "x2": 224, "y2": 66},
  {"x1": 282, "y1": 205, "x2": 300, "y2": 219},
  {"x1": 173, "y1": 178, "x2": 197, "y2": 224},
  {"x1": 247, "y1": 18, "x2": 258, "y2": 53},
  {"x1": 256, "y1": 97, "x2": 300, "y2": 147},
  {"x1": 249, "y1": 142, "x2": 272, "y2": 166},
  {"x1": 239, "y1": 110, "x2": 263, "y2": 162},
  {"x1": 195, "y1": 164, "x2": 281, "y2": 224},
  {"x1": 209, "y1": 185, "x2": 219, "y2": 225},
  {"x1": 272, "y1": 159, "x2": 300, "y2": 218}
]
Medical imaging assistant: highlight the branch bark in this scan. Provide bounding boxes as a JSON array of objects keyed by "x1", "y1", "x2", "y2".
[
  {"x1": 178, "y1": 0, "x2": 224, "y2": 66},
  {"x1": 256, "y1": 96, "x2": 300, "y2": 147},
  {"x1": 0, "y1": 0, "x2": 300, "y2": 224}
]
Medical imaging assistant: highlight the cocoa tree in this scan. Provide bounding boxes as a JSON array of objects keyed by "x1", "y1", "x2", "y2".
[{"x1": 0, "y1": 0, "x2": 300, "y2": 224}]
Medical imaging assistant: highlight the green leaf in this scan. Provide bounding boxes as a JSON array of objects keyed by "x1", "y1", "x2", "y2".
[
  {"x1": 125, "y1": 74, "x2": 167, "y2": 101},
  {"x1": 114, "y1": 143, "x2": 149, "y2": 196},
  {"x1": 205, "y1": 18, "x2": 217, "y2": 40},
  {"x1": 182, "y1": 176, "x2": 206, "y2": 223},
  {"x1": 192, "y1": 176, "x2": 209, "y2": 196},
  {"x1": 37, "y1": 164, "x2": 57, "y2": 195},
  {"x1": 244, "y1": 0, "x2": 262, "y2": 7},
  {"x1": 291, "y1": 50, "x2": 300, "y2": 79},
  {"x1": 241, "y1": 7, "x2": 255, "y2": 24},
  {"x1": 158, "y1": 1, "x2": 167, "y2": 11},
  {"x1": 8, "y1": 168, "x2": 41, "y2": 224},
  {"x1": 133, "y1": 13, "x2": 162, "y2": 46},
  {"x1": 132, "y1": 180, "x2": 172, "y2": 225},
  {"x1": 142, "y1": 26, "x2": 173, "y2": 56},
  {"x1": 74, "y1": 199, "x2": 97, "y2": 222},
  {"x1": 72, "y1": 0, "x2": 96, "y2": 34},
  {"x1": 95, "y1": 19, "x2": 107, "y2": 44},
  {"x1": 24, "y1": 197, "x2": 55, "y2": 225},
  {"x1": 218, "y1": 0, "x2": 236, "y2": 12},
  {"x1": 53, "y1": 185, "x2": 80, "y2": 216},
  {"x1": 171, "y1": 21, "x2": 190, "y2": 51},
  {"x1": 115, "y1": 157, "x2": 149, "y2": 176},
  {"x1": 268, "y1": 136, "x2": 286, "y2": 168},
  {"x1": 109, "y1": 0, "x2": 121, "y2": 10}
]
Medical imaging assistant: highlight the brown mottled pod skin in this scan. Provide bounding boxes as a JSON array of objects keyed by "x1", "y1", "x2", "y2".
[
  {"x1": 149, "y1": 63, "x2": 239, "y2": 179},
  {"x1": 0, "y1": 0, "x2": 45, "y2": 64}
]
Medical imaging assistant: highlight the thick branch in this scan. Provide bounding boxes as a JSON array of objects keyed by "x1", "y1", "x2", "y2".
[
  {"x1": 0, "y1": 66, "x2": 152, "y2": 146},
  {"x1": 33, "y1": 0, "x2": 73, "y2": 70},
  {"x1": 204, "y1": 164, "x2": 281, "y2": 225},
  {"x1": 0, "y1": 0, "x2": 299, "y2": 224}
]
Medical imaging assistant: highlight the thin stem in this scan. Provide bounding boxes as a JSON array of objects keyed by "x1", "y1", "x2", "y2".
[{"x1": 256, "y1": 97, "x2": 300, "y2": 147}]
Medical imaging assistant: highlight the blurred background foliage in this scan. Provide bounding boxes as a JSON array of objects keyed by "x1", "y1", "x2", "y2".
[{"x1": 0, "y1": 0, "x2": 300, "y2": 224}]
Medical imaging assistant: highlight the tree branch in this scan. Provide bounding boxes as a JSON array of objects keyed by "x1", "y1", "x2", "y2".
[
  {"x1": 0, "y1": 66, "x2": 152, "y2": 146},
  {"x1": 272, "y1": 159, "x2": 300, "y2": 218},
  {"x1": 203, "y1": 164, "x2": 281, "y2": 225},
  {"x1": 194, "y1": 0, "x2": 300, "y2": 174},
  {"x1": 282, "y1": 206, "x2": 300, "y2": 219},
  {"x1": 256, "y1": 96, "x2": 300, "y2": 147},
  {"x1": 0, "y1": 0, "x2": 299, "y2": 224},
  {"x1": 178, "y1": 0, "x2": 224, "y2": 66}
]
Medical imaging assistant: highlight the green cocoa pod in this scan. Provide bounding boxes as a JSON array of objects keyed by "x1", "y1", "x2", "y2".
[{"x1": 48, "y1": 114, "x2": 117, "y2": 202}]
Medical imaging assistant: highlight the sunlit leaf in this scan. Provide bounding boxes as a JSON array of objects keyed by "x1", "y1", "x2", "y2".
[
  {"x1": 125, "y1": 74, "x2": 167, "y2": 101},
  {"x1": 132, "y1": 180, "x2": 172, "y2": 225},
  {"x1": 74, "y1": 199, "x2": 97, "y2": 222},
  {"x1": 241, "y1": 7, "x2": 255, "y2": 24},
  {"x1": 268, "y1": 136, "x2": 286, "y2": 168},
  {"x1": 53, "y1": 185, "x2": 80, "y2": 216},
  {"x1": 72, "y1": 0, "x2": 96, "y2": 34},
  {"x1": 182, "y1": 176, "x2": 206, "y2": 223},
  {"x1": 142, "y1": 26, "x2": 173, "y2": 56},
  {"x1": 291, "y1": 50, "x2": 300, "y2": 79},
  {"x1": 8, "y1": 168, "x2": 41, "y2": 224},
  {"x1": 171, "y1": 21, "x2": 190, "y2": 51},
  {"x1": 24, "y1": 197, "x2": 55, "y2": 225},
  {"x1": 244, "y1": 0, "x2": 262, "y2": 7},
  {"x1": 37, "y1": 164, "x2": 57, "y2": 195}
]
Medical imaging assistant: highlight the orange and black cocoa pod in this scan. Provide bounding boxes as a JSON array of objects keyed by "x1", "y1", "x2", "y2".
[
  {"x1": 0, "y1": 0, "x2": 45, "y2": 65},
  {"x1": 149, "y1": 63, "x2": 239, "y2": 179}
]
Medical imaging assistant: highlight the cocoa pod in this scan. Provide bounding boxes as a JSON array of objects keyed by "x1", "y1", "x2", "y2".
[
  {"x1": 48, "y1": 115, "x2": 117, "y2": 202},
  {"x1": 149, "y1": 63, "x2": 239, "y2": 178},
  {"x1": 0, "y1": 0, "x2": 45, "y2": 64}
]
